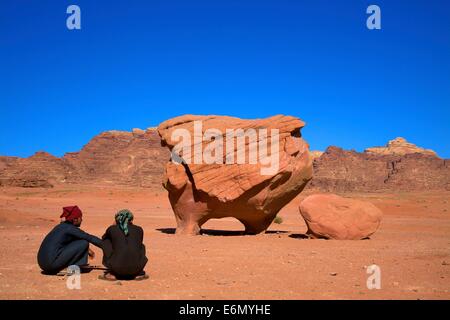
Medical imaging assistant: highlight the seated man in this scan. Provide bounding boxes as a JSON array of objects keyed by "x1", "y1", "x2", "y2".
[
  {"x1": 99, "y1": 209, "x2": 148, "y2": 281},
  {"x1": 37, "y1": 206, "x2": 102, "y2": 274}
]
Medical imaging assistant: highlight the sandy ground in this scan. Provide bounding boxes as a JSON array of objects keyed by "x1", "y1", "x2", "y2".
[{"x1": 0, "y1": 184, "x2": 449, "y2": 300}]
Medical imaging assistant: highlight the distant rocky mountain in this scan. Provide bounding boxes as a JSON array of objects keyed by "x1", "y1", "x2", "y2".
[
  {"x1": 0, "y1": 131, "x2": 448, "y2": 192},
  {"x1": 309, "y1": 151, "x2": 324, "y2": 159},
  {"x1": 0, "y1": 152, "x2": 68, "y2": 188},
  {"x1": 365, "y1": 137, "x2": 438, "y2": 157},
  {"x1": 0, "y1": 128, "x2": 169, "y2": 188},
  {"x1": 62, "y1": 128, "x2": 169, "y2": 187},
  {"x1": 308, "y1": 146, "x2": 449, "y2": 192}
]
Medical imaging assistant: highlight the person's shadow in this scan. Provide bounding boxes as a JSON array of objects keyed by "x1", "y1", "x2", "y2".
[{"x1": 40, "y1": 265, "x2": 106, "y2": 276}]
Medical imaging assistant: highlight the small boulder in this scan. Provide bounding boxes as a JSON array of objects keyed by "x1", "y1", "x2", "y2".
[{"x1": 299, "y1": 194, "x2": 382, "y2": 240}]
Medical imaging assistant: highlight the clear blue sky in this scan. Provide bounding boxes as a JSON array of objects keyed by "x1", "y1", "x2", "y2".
[{"x1": 1, "y1": 0, "x2": 449, "y2": 158}]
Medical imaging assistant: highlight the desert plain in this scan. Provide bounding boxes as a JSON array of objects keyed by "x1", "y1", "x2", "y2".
[{"x1": 0, "y1": 184, "x2": 448, "y2": 300}]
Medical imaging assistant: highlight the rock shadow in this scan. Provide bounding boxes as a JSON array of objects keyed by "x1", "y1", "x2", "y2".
[{"x1": 156, "y1": 228, "x2": 289, "y2": 236}]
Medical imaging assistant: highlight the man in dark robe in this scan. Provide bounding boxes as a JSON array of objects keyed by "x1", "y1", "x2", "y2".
[{"x1": 37, "y1": 206, "x2": 102, "y2": 274}]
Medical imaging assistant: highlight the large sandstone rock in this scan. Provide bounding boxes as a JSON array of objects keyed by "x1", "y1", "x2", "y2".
[
  {"x1": 299, "y1": 194, "x2": 383, "y2": 240},
  {"x1": 158, "y1": 115, "x2": 313, "y2": 235},
  {"x1": 365, "y1": 137, "x2": 438, "y2": 157}
]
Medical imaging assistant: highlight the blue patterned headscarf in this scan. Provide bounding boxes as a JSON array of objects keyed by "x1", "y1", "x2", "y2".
[{"x1": 115, "y1": 209, "x2": 134, "y2": 236}]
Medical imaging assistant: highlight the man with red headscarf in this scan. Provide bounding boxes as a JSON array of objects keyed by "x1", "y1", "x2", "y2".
[{"x1": 37, "y1": 206, "x2": 102, "y2": 274}]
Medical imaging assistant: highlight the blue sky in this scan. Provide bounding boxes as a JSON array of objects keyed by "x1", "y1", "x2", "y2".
[{"x1": 1, "y1": 0, "x2": 449, "y2": 157}]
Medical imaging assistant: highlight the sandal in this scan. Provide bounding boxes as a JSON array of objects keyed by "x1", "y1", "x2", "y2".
[
  {"x1": 134, "y1": 272, "x2": 149, "y2": 281},
  {"x1": 98, "y1": 271, "x2": 117, "y2": 281}
]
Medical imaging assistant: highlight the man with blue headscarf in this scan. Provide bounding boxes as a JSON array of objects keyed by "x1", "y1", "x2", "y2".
[{"x1": 99, "y1": 209, "x2": 148, "y2": 280}]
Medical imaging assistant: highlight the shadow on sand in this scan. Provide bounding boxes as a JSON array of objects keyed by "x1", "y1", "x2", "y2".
[
  {"x1": 156, "y1": 228, "x2": 289, "y2": 236},
  {"x1": 288, "y1": 233, "x2": 311, "y2": 239},
  {"x1": 288, "y1": 234, "x2": 372, "y2": 240},
  {"x1": 40, "y1": 265, "x2": 107, "y2": 276}
]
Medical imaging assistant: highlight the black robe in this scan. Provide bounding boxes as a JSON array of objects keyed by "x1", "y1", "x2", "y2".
[
  {"x1": 101, "y1": 224, "x2": 148, "y2": 278},
  {"x1": 37, "y1": 222, "x2": 102, "y2": 273}
]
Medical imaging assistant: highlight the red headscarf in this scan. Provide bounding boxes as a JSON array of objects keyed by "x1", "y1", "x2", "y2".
[{"x1": 60, "y1": 206, "x2": 82, "y2": 222}]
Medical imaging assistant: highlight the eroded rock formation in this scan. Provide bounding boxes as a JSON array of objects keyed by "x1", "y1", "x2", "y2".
[{"x1": 158, "y1": 115, "x2": 313, "y2": 235}]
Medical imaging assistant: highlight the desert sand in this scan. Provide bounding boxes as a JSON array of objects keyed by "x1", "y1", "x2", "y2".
[{"x1": 0, "y1": 184, "x2": 449, "y2": 300}]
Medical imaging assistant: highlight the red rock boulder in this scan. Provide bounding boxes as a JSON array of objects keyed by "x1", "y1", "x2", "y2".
[{"x1": 299, "y1": 194, "x2": 383, "y2": 240}]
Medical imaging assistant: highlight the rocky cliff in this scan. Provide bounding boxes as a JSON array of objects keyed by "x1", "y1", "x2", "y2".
[
  {"x1": 0, "y1": 132, "x2": 448, "y2": 192},
  {"x1": 0, "y1": 128, "x2": 169, "y2": 188},
  {"x1": 308, "y1": 146, "x2": 449, "y2": 192}
]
